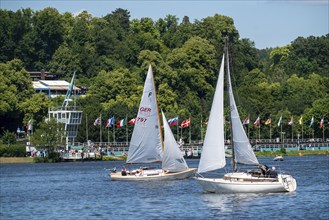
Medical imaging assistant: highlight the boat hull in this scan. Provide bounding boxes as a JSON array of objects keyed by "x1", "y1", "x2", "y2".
[
  {"x1": 110, "y1": 168, "x2": 197, "y2": 181},
  {"x1": 195, "y1": 173, "x2": 297, "y2": 193},
  {"x1": 273, "y1": 156, "x2": 284, "y2": 161}
]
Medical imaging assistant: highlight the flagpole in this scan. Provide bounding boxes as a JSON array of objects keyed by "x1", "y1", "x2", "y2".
[
  {"x1": 200, "y1": 115, "x2": 203, "y2": 143},
  {"x1": 247, "y1": 123, "x2": 250, "y2": 139},
  {"x1": 100, "y1": 114, "x2": 102, "y2": 144},
  {"x1": 259, "y1": 123, "x2": 261, "y2": 141},
  {"x1": 291, "y1": 122, "x2": 293, "y2": 142},
  {"x1": 113, "y1": 117, "x2": 116, "y2": 144},
  {"x1": 323, "y1": 122, "x2": 325, "y2": 142},
  {"x1": 108, "y1": 127, "x2": 110, "y2": 145},
  {"x1": 177, "y1": 116, "x2": 179, "y2": 142},
  {"x1": 280, "y1": 120, "x2": 282, "y2": 144},
  {"x1": 126, "y1": 114, "x2": 128, "y2": 145},
  {"x1": 180, "y1": 126, "x2": 182, "y2": 144},
  {"x1": 302, "y1": 122, "x2": 304, "y2": 141},
  {"x1": 31, "y1": 114, "x2": 33, "y2": 136},
  {"x1": 270, "y1": 123, "x2": 272, "y2": 141},
  {"x1": 189, "y1": 117, "x2": 191, "y2": 145},
  {"x1": 85, "y1": 113, "x2": 88, "y2": 143}
]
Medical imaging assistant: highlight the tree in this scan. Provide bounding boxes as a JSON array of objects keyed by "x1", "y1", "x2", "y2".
[
  {"x1": 1, "y1": 130, "x2": 17, "y2": 145},
  {"x1": 48, "y1": 43, "x2": 81, "y2": 76},
  {"x1": 282, "y1": 73, "x2": 328, "y2": 115},
  {"x1": 168, "y1": 36, "x2": 217, "y2": 98},
  {"x1": 284, "y1": 35, "x2": 329, "y2": 77},
  {"x1": 31, "y1": 118, "x2": 66, "y2": 154},
  {"x1": 194, "y1": 13, "x2": 240, "y2": 56},
  {"x1": 19, "y1": 93, "x2": 51, "y2": 129},
  {"x1": 0, "y1": 59, "x2": 34, "y2": 134},
  {"x1": 88, "y1": 68, "x2": 141, "y2": 110},
  {"x1": 31, "y1": 7, "x2": 65, "y2": 70}
]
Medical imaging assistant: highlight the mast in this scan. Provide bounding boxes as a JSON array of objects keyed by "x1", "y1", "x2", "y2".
[
  {"x1": 151, "y1": 65, "x2": 164, "y2": 152},
  {"x1": 62, "y1": 71, "x2": 76, "y2": 109},
  {"x1": 225, "y1": 38, "x2": 237, "y2": 172}
]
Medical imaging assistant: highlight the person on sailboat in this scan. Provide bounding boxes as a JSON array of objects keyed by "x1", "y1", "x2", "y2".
[
  {"x1": 121, "y1": 166, "x2": 127, "y2": 176},
  {"x1": 269, "y1": 166, "x2": 278, "y2": 178},
  {"x1": 259, "y1": 164, "x2": 270, "y2": 176}
]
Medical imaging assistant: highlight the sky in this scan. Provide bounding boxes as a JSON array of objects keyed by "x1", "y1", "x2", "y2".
[{"x1": 1, "y1": 0, "x2": 328, "y2": 49}]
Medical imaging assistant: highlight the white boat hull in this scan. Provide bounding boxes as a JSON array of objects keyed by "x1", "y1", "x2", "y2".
[
  {"x1": 110, "y1": 168, "x2": 197, "y2": 181},
  {"x1": 273, "y1": 156, "x2": 284, "y2": 161},
  {"x1": 195, "y1": 173, "x2": 297, "y2": 193}
]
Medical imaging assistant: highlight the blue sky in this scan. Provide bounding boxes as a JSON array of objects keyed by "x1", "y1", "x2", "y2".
[{"x1": 1, "y1": 0, "x2": 328, "y2": 49}]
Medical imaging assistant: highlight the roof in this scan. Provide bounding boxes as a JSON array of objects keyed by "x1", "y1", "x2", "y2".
[
  {"x1": 39, "y1": 80, "x2": 70, "y2": 86},
  {"x1": 35, "y1": 80, "x2": 80, "y2": 91},
  {"x1": 32, "y1": 81, "x2": 49, "y2": 90}
]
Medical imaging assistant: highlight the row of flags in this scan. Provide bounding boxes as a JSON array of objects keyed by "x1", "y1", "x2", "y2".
[
  {"x1": 93, "y1": 116, "x2": 191, "y2": 128},
  {"x1": 23, "y1": 115, "x2": 325, "y2": 131},
  {"x1": 242, "y1": 115, "x2": 326, "y2": 128}
]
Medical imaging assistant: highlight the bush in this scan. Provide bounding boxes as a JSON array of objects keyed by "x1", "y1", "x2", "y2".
[
  {"x1": 32, "y1": 151, "x2": 61, "y2": 163},
  {"x1": 33, "y1": 157, "x2": 49, "y2": 163},
  {"x1": 48, "y1": 151, "x2": 61, "y2": 162},
  {"x1": 280, "y1": 147, "x2": 287, "y2": 154},
  {"x1": 0, "y1": 144, "x2": 26, "y2": 157},
  {"x1": 1, "y1": 130, "x2": 17, "y2": 144}
]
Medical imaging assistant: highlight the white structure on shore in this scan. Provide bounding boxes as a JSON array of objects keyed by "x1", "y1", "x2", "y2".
[{"x1": 48, "y1": 72, "x2": 83, "y2": 148}]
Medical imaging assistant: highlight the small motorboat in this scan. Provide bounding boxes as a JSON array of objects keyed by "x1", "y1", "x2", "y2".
[{"x1": 273, "y1": 155, "x2": 284, "y2": 161}]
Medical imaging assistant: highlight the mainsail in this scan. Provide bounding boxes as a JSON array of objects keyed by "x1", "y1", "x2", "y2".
[
  {"x1": 162, "y1": 111, "x2": 188, "y2": 172},
  {"x1": 198, "y1": 55, "x2": 226, "y2": 173},
  {"x1": 126, "y1": 65, "x2": 162, "y2": 164},
  {"x1": 226, "y1": 50, "x2": 259, "y2": 166}
]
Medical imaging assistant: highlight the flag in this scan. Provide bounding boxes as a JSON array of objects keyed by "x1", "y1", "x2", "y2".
[
  {"x1": 106, "y1": 116, "x2": 114, "y2": 127},
  {"x1": 265, "y1": 117, "x2": 271, "y2": 125},
  {"x1": 116, "y1": 118, "x2": 127, "y2": 128},
  {"x1": 181, "y1": 118, "x2": 190, "y2": 128},
  {"x1": 288, "y1": 116, "x2": 293, "y2": 125},
  {"x1": 26, "y1": 119, "x2": 32, "y2": 131},
  {"x1": 253, "y1": 116, "x2": 260, "y2": 127},
  {"x1": 320, "y1": 116, "x2": 324, "y2": 128},
  {"x1": 128, "y1": 118, "x2": 136, "y2": 124},
  {"x1": 309, "y1": 116, "x2": 314, "y2": 128},
  {"x1": 168, "y1": 117, "x2": 178, "y2": 127},
  {"x1": 277, "y1": 115, "x2": 282, "y2": 127},
  {"x1": 242, "y1": 116, "x2": 250, "y2": 125},
  {"x1": 94, "y1": 117, "x2": 101, "y2": 126},
  {"x1": 299, "y1": 116, "x2": 303, "y2": 125}
]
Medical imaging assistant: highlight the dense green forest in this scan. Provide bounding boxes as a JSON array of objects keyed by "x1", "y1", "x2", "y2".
[{"x1": 0, "y1": 7, "x2": 328, "y2": 144}]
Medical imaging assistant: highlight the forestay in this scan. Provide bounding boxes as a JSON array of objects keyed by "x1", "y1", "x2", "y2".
[
  {"x1": 226, "y1": 51, "x2": 259, "y2": 166},
  {"x1": 198, "y1": 55, "x2": 226, "y2": 173},
  {"x1": 162, "y1": 111, "x2": 188, "y2": 172},
  {"x1": 126, "y1": 65, "x2": 162, "y2": 164}
]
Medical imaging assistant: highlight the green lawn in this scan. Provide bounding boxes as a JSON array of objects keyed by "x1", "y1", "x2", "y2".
[
  {"x1": 0, "y1": 157, "x2": 34, "y2": 164},
  {"x1": 255, "y1": 150, "x2": 328, "y2": 157}
]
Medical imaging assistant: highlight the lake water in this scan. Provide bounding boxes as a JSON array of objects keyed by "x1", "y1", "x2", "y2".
[{"x1": 1, "y1": 156, "x2": 328, "y2": 220}]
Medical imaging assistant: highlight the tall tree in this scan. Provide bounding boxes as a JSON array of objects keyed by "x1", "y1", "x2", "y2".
[
  {"x1": 0, "y1": 59, "x2": 34, "y2": 133},
  {"x1": 31, "y1": 7, "x2": 65, "y2": 70}
]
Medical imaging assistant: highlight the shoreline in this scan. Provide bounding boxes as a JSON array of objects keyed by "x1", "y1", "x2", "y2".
[{"x1": 1, "y1": 150, "x2": 328, "y2": 164}]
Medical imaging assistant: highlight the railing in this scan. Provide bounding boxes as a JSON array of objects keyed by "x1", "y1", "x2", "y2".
[
  {"x1": 60, "y1": 151, "x2": 97, "y2": 160},
  {"x1": 76, "y1": 138, "x2": 328, "y2": 149}
]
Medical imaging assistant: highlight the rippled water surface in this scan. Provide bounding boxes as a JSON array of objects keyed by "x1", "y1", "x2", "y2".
[{"x1": 1, "y1": 156, "x2": 328, "y2": 219}]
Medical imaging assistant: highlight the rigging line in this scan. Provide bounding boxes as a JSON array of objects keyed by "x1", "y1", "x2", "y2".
[{"x1": 227, "y1": 42, "x2": 244, "y2": 112}]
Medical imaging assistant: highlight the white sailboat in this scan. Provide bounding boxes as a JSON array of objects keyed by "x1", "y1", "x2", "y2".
[
  {"x1": 195, "y1": 45, "x2": 297, "y2": 193},
  {"x1": 110, "y1": 64, "x2": 196, "y2": 181}
]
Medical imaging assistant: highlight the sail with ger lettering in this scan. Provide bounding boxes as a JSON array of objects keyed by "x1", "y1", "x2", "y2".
[{"x1": 126, "y1": 65, "x2": 162, "y2": 164}]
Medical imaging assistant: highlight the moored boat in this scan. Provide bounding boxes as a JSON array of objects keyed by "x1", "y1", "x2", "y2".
[{"x1": 273, "y1": 155, "x2": 284, "y2": 161}]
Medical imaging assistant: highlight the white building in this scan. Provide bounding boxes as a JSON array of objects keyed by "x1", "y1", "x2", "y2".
[{"x1": 32, "y1": 80, "x2": 82, "y2": 98}]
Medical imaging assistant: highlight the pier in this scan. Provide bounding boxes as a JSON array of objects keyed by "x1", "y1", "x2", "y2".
[{"x1": 68, "y1": 138, "x2": 329, "y2": 159}]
